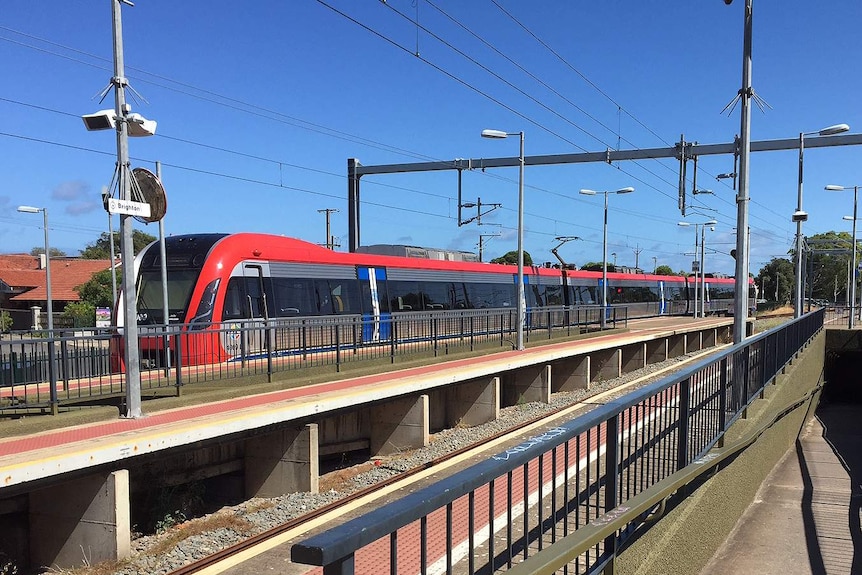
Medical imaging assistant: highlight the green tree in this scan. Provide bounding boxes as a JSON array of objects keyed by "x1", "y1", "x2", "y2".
[
  {"x1": 29, "y1": 247, "x2": 66, "y2": 257},
  {"x1": 491, "y1": 250, "x2": 533, "y2": 266},
  {"x1": 580, "y1": 262, "x2": 618, "y2": 273},
  {"x1": 654, "y1": 265, "x2": 676, "y2": 276},
  {"x1": 75, "y1": 269, "x2": 118, "y2": 308},
  {"x1": 0, "y1": 311, "x2": 12, "y2": 332},
  {"x1": 61, "y1": 301, "x2": 95, "y2": 328},
  {"x1": 755, "y1": 257, "x2": 794, "y2": 303},
  {"x1": 791, "y1": 230, "x2": 855, "y2": 304},
  {"x1": 80, "y1": 230, "x2": 157, "y2": 259}
]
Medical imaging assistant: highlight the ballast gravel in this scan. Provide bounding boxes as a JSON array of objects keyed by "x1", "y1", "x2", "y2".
[{"x1": 105, "y1": 351, "x2": 706, "y2": 575}]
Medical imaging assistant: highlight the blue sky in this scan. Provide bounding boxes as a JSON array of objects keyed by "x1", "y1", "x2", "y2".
[{"x1": 2, "y1": 1, "x2": 861, "y2": 277}]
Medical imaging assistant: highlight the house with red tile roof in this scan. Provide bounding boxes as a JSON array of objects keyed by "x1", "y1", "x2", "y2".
[{"x1": 0, "y1": 254, "x2": 113, "y2": 329}]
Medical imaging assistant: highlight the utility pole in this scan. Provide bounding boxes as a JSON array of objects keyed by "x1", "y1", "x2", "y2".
[
  {"x1": 653, "y1": 256, "x2": 658, "y2": 274},
  {"x1": 478, "y1": 233, "x2": 498, "y2": 262},
  {"x1": 318, "y1": 208, "x2": 339, "y2": 250},
  {"x1": 633, "y1": 244, "x2": 643, "y2": 271}
]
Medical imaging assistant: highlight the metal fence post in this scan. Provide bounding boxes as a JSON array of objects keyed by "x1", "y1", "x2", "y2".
[
  {"x1": 676, "y1": 378, "x2": 691, "y2": 470},
  {"x1": 718, "y1": 358, "x2": 728, "y2": 448},
  {"x1": 173, "y1": 332, "x2": 183, "y2": 395},
  {"x1": 603, "y1": 414, "x2": 620, "y2": 573},
  {"x1": 47, "y1": 338, "x2": 58, "y2": 415}
]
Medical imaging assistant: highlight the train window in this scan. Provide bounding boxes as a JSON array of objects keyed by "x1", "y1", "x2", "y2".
[
  {"x1": 314, "y1": 280, "x2": 333, "y2": 315},
  {"x1": 271, "y1": 278, "x2": 315, "y2": 317},
  {"x1": 223, "y1": 277, "x2": 246, "y2": 320},
  {"x1": 330, "y1": 282, "x2": 360, "y2": 314},
  {"x1": 421, "y1": 282, "x2": 451, "y2": 310},
  {"x1": 389, "y1": 280, "x2": 422, "y2": 311},
  {"x1": 189, "y1": 278, "x2": 220, "y2": 329},
  {"x1": 544, "y1": 284, "x2": 563, "y2": 306},
  {"x1": 452, "y1": 283, "x2": 471, "y2": 309},
  {"x1": 529, "y1": 284, "x2": 543, "y2": 307}
]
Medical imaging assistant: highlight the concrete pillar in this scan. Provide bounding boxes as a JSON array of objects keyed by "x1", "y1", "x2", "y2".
[
  {"x1": 668, "y1": 334, "x2": 686, "y2": 358},
  {"x1": 29, "y1": 470, "x2": 130, "y2": 569},
  {"x1": 245, "y1": 423, "x2": 319, "y2": 498},
  {"x1": 552, "y1": 355, "x2": 590, "y2": 392},
  {"x1": 505, "y1": 364, "x2": 551, "y2": 406},
  {"x1": 370, "y1": 394, "x2": 429, "y2": 456},
  {"x1": 447, "y1": 376, "x2": 499, "y2": 428},
  {"x1": 646, "y1": 339, "x2": 667, "y2": 364},
  {"x1": 592, "y1": 349, "x2": 621, "y2": 384},
  {"x1": 30, "y1": 305, "x2": 41, "y2": 331},
  {"x1": 621, "y1": 343, "x2": 646, "y2": 374}
]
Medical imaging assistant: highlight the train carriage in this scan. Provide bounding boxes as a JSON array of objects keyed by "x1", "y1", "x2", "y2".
[{"x1": 114, "y1": 233, "x2": 750, "y2": 370}]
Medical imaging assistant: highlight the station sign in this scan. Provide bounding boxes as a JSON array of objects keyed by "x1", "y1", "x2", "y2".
[{"x1": 108, "y1": 198, "x2": 151, "y2": 218}]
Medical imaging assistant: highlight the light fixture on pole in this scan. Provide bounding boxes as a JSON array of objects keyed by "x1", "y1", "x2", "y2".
[
  {"x1": 481, "y1": 129, "x2": 525, "y2": 350},
  {"x1": 17, "y1": 206, "x2": 52, "y2": 333},
  {"x1": 81, "y1": 0, "x2": 158, "y2": 418},
  {"x1": 580, "y1": 187, "x2": 635, "y2": 329},
  {"x1": 826, "y1": 184, "x2": 860, "y2": 328},
  {"x1": 794, "y1": 123, "x2": 850, "y2": 318}
]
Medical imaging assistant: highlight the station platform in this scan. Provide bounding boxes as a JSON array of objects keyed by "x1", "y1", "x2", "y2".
[{"x1": 0, "y1": 316, "x2": 734, "y2": 485}]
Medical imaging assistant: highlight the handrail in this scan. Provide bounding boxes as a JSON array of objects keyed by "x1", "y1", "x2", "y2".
[
  {"x1": 503, "y1": 383, "x2": 824, "y2": 575},
  {"x1": 291, "y1": 310, "x2": 824, "y2": 571}
]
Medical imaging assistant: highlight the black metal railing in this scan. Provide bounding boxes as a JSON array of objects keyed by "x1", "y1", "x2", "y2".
[
  {"x1": 290, "y1": 309, "x2": 824, "y2": 574},
  {"x1": 0, "y1": 305, "x2": 627, "y2": 415}
]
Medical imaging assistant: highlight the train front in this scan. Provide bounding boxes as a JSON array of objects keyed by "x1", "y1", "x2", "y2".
[{"x1": 111, "y1": 234, "x2": 230, "y2": 372}]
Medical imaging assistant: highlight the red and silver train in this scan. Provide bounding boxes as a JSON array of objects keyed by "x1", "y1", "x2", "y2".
[{"x1": 115, "y1": 233, "x2": 752, "y2": 368}]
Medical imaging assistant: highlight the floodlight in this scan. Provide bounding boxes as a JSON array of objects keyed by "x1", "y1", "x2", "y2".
[
  {"x1": 127, "y1": 113, "x2": 157, "y2": 137},
  {"x1": 81, "y1": 109, "x2": 156, "y2": 137},
  {"x1": 82, "y1": 109, "x2": 117, "y2": 131}
]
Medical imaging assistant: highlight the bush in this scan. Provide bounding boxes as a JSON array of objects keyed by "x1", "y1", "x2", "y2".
[
  {"x1": 0, "y1": 311, "x2": 12, "y2": 333},
  {"x1": 61, "y1": 302, "x2": 95, "y2": 328}
]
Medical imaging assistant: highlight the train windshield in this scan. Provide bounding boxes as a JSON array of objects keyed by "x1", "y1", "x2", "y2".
[
  {"x1": 136, "y1": 270, "x2": 200, "y2": 324},
  {"x1": 134, "y1": 234, "x2": 228, "y2": 325}
]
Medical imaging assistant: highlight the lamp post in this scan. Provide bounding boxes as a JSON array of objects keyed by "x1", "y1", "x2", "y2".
[
  {"x1": 611, "y1": 252, "x2": 617, "y2": 267},
  {"x1": 17, "y1": 206, "x2": 52, "y2": 332},
  {"x1": 481, "y1": 129, "x2": 525, "y2": 350},
  {"x1": 826, "y1": 184, "x2": 860, "y2": 328},
  {"x1": 794, "y1": 124, "x2": 850, "y2": 318},
  {"x1": 678, "y1": 220, "x2": 717, "y2": 318},
  {"x1": 580, "y1": 187, "x2": 635, "y2": 329}
]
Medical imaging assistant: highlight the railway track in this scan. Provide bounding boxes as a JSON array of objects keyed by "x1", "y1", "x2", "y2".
[{"x1": 162, "y1": 345, "x2": 726, "y2": 575}]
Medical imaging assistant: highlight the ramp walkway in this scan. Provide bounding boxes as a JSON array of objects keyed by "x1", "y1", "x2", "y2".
[{"x1": 702, "y1": 403, "x2": 862, "y2": 575}]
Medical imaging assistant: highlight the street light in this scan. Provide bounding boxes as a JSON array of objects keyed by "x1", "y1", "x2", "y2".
[
  {"x1": 611, "y1": 252, "x2": 617, "y2": 267},
  {"x1": 17, "y1": 206, "x2": 52, "y2": 332},
  {"x1": 482, "y1": 128, "x2": 525, "y2": 350},
  {"x1": 794, "y1": 123, "x2": 850, "y2": 318},
  {"x1": 580, "y1": 186, "x2": 635, "y2": 329},
  {"x1": 678, "y1": 220, "x2": 717, "y2": 318},
  {"x1": 826, "y1": 184, "x2": 860, "y2": 328}
]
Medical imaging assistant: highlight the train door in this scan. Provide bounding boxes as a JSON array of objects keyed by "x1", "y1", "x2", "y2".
[
  {"x1": 358, "y1": 266, "x2": 391, "y2": 342},
  {"x1": 242, "y1": 264, "x2": 270, "y2": 356},
  {"x1": 658, "y1": 280, "x2": 667, "y2": 315}
]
